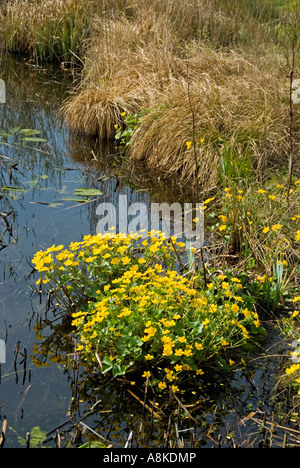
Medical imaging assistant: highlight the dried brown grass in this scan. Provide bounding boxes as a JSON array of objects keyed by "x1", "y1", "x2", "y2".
[
  {"x1": 127, "y1": 49, "x2": 291, "y2": 187},
  {"x1": 62, "y1": 12, "x2": 184, "y2": 138},
  {"x1": 60, "y1": 0, "x2": 296, "y2": 187}
]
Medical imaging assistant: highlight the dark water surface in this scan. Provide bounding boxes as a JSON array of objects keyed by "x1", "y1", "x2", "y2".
[{"x1": 0, "y1": 57, "x2": 297, "y2": 449}]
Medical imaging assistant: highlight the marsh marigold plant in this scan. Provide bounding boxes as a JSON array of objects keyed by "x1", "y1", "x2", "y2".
[{"x1": 32, "y1": 232, "x2": 262, "y2": 392}]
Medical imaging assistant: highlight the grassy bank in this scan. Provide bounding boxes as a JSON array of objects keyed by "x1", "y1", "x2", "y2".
[
  {"x1": 1, "y1": 1, "x2": 299, "y2": 186},
  {"x1": 59, "y1": 0, "x2": 299, "y2": 188}
]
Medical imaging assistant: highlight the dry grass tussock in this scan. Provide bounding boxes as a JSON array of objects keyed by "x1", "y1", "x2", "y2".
[
  {"x1": 62, "y1": 12, "x2": 186, "y2": 138},
  {"x1": 61, "y1": 2, "x2": 294, "y2": 188},
  {"x1": 128, "y1": 50, "x2": 292, "y2": 187}
]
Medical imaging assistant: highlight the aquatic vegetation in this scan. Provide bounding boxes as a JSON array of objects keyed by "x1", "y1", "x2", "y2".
[{"x1": 32, "y1": 232, "x2": 264, "y2": 392}]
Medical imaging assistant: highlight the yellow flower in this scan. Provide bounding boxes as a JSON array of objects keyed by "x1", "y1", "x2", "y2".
[
  {"x1": 204, "y1": 197, "x2": 215, "y2": 205},
  {"x1": 218, "y1": 215, "x2": 227, "y2": 223},
  {"x1": 292, "y1": 297, "x2": 300, "y2": 303},
  {"x1": 165, "y1": 368, "x2": 175, "y2": 381},
  {"x1": 178, "y1": 336, "x2": 186, "y2": 343},
  {"x1": 286, "y1": 364, "x2": 300, "y2": 375},
  {"x1": 122, "y1": 256, "x2": 131, "y2": 265},
  {"x1": 219, "y1": 225, "x2": 227, "y2": 232},
  {"x1": 256, "y1": 274, "x2": 266, "y2": 283},
  {"x1": 295, "y1": 230, "x2": 300, "y2": 242},
  {"x1": 145, "y1": 354, "x2": 154, "y2": 361},
  {"x1": 158, "y1": 382, "x2": 167, "y2": 390},
  {"x1": 142, "y1": 371, "x2": 151, "y2": 378},
  {"x1": 232, "y1": 277, "x2": 241, "y2": 283},
  {"x1": 268, "y1": 195, "x2": 276, "y2": 200},
  {"x1": 257, "y1": 189, "x2": 268, "y2": 194},
  {"x1": 272, "y1": 224, "x2": 283, "y2": 232},
  {"x1": 231, "y1": 304, "x2": 239, "y2": 313},
  {"x1": 174, "y1": 364, "x2": 183, "y2": 372},
  {"x1": 262, "y1": 227, "x2": 270, "y2": 234},
  {"x1": 218, "y1": 274, "x2": 227, "y2": 280},
  {"x1": 229, "y1": 359, "x2": 235, "y2": 366},
  {"x1": 195, "y1": 342, "x2": 203, "y2": 350},
  {"x1": 243, "y1": 308, "x2": 251, "y2": 318},
  {"x1": 171, "y1": 385, "x2": 179, "y2": 393},
  {"x1": 186, "y1": 141, "x2": 192, "y2": 150}
]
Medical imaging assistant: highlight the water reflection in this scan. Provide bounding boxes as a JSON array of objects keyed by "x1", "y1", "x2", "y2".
[{"x1": 0, "y1": 57, "x2": 153, "y2": 448}]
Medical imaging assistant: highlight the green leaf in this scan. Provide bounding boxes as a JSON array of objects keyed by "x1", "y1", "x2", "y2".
[
  {"x1": 102, "y1": 356, "x2": 113, "y2": 374},
  {"x1": 79, "y1": 441, "x2": 106, "y2": 448},
  {"x1": 21, "y1": 137, "x2": 48, "y2": 142},
  {"x1": 2, "y1": 185, "x2": 27, "y2": 192},
  {"x1": 112, "y1": 362, "x2": 124, "y2": 377},
  {"x1": 74, "y1": 188, "x2": 103, "y2": 197},
  {"x1": 19, "y1": 129, "x2": 42, "y2": 135}
]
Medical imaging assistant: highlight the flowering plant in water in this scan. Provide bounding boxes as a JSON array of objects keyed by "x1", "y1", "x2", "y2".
[{"x1": 32, "y1": 232, "x2": 263, "y2": 392}]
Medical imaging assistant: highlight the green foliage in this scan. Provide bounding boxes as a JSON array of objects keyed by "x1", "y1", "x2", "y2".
[
  {"x1": 18, "y1": 426, "x2": 47, "y2": 448},
  {"x1": 32, "y1": 232, "x2": 263, "y2": 392},
  {"x1": 115, "y1": 108, "x2": 152, "y2": 150},
  {"x1": 79, "y1": 441, "x2": 106, "y2": 448}
]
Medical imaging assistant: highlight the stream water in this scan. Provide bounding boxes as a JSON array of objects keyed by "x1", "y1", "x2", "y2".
[{"x1": 0, "y1": 56, "x2": 298, "y2": 449}]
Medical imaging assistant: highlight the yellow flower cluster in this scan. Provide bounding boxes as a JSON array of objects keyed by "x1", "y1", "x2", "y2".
[{"x1": 32, "y1": 232, "x2": 263, "y2": 392}]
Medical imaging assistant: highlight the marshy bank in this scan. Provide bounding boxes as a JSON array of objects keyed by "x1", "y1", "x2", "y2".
[
  {"x1": 1, "y1": 1, "x2": 299, "y2": 187},
  {"x1": 0, "y1": 0, "x2": 300, "y2": 449}
]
